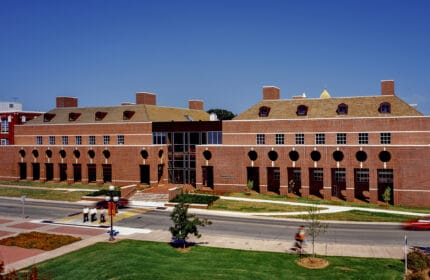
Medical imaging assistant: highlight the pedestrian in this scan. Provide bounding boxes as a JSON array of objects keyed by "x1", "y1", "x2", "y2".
[
  {"x1": 294, "y1": 225, "x2": 306, "y2": 254},
  {"x1": 99, "y1": 207, "x2": 106, "y2": 223},
  {"x1": 83, "y1": 206, "x2": 89, "y2": 223},
  {"x1": 90, "y1": 207, "x2": 97, "y2": 222}
]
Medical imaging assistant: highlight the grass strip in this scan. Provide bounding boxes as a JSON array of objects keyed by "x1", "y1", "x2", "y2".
[
  {"x1": 20, "y1": 240, "x2": 404, "y2": 280},
  {"x1": 210, "y1": 199, "x2": 324, "y2": 212},
  {"x1": 292, "y1": 210, "x2": 421, "y2": 223},
  {"x1": 0, "y1": 187, "x2": 91, "y2": 202}
]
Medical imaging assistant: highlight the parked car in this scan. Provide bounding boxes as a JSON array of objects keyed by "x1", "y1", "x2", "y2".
[
  {"x1": 95, "y1": 198, "x2": 129, "y2": 209},
  {"x1": 403, "y1": 216, "x2": 430, "y2": 230}
]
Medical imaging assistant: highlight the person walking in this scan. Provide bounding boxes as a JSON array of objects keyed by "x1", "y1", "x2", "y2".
[
  {"x1": 99, "y1": 207, "x2": 106, "y2": 223},
  {"x1": 90, "y1": 207, "x2": 97, "y2": 222},
  {"x1": 294, "y1": 225, "x2": 306, "y2": 254},
  {"x1": 83, "y1": 206, "x2": 89, "y2": 223}
]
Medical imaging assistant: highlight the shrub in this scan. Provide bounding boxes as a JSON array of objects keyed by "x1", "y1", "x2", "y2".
[
  {"x1": 408, "y1": 249, "x2": 430, "y2": 272},
  {"x1": 170, "y1": 193, "x2": 219, "y2": 205},
  {"x1": 86, "y1": 189, "x2": 121, "y2": 197}
]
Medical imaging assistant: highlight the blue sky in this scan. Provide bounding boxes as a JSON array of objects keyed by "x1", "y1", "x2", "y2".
[{"x1": 1, "y1": 0, "x2": 429, "y2": 115}]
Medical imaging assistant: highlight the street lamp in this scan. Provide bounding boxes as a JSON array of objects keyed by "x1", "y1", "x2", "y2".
[{"x1": 105, "y1": 185, "x2": 119, "y2": 241}]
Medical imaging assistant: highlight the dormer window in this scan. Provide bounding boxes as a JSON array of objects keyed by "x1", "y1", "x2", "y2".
[
  {"x1": 296, "y1": 105, "x2": 308, "y2": 116},
  {"x1": 258, "y1": 106, "x2": 271, "y2": 117},
  {"x1": 95, "y1": 111, "x2": 107, "y2": 121},
  {"x1": 68, "y1": 112, "x2": 81, "y2": 121},
  {"x1": 336, "y1": 103, "x2": 348, "y2": 115},
  {"x1": 378, "y1": 102, "x2": 391, "y2": 114},
  {"x1": 43, "y1": 113, "x2": 56, "y2": 122},
  {"x1": 123, "y1": 110, "x2": 135, "y2": 120}
]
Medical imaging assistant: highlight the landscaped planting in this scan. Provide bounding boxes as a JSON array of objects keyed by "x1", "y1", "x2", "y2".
[
  {"x1": 0, "y1": 231, "x2": 81, "y2": 251},
  {"x1": 170, "y1": 193, "x2": 219, "y2": 205}
]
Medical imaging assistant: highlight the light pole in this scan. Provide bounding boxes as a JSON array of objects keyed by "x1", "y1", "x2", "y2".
[{"x1": 105, "y1": 185, "x2": 119, "y2": 241}]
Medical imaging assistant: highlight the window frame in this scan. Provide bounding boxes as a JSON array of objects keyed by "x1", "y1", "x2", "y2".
[
  {"x1": 117, "y1": 135, "x2": 125, "y2": 145},
  {"x1": 103, "y1": 135, "x2": 110, "y2": 145},
  {"x1": 315, "y1": 133, "x2": 325, "y2": 145},
  {"x1": 49, "y1": 136, "x2": 55, "y2": 145},
  {"x1": 336, "y1": 133, "x2": 347, "y2": 145},
  {"x1": 36, "y1": 136, "x2": 43, "y2": 145},
  {"x1": 358, "y1": 133, "x2": 369, "y2": 145},
  {"x1": 295, "y1": 133, "x2": 304, "y2": 145},
  {"x1": 380, "y1": 132, "x2": 391, "y2": 144},
  {"x1": 256, "y1": 134, "x2": 265, "y2": 145},
  {"x1": 89, "y1": 135, "x2": 96, "y2": 145},
  {"x1": 275, "y1": 133, "x2": 284, "y2": 145}
]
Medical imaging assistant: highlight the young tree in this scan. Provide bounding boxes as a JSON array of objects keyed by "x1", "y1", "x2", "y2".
[
  {"x1": 169, "y1": 202, "x2": 211, "y2": 248},
  {"x1": 383, "y1": 186, "x2": 392, "y2": 206},
  {"x1": 305, "y1": 203, "x2": 328, "y2": 257}
]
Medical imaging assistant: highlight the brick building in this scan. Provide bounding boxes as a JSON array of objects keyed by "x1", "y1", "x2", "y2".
[
  {"x1": 195, "y1": 81, "x2": 430, "y2": 207},
  {"x1": 0, "y1": 102, "x2": 42, "y2": 145},
  {"x1": 0, "y1": 93, "x2": 221, "y2": 188},
  {"x1": 0, "y1": 81, "x2": 429, "y2": 207}
]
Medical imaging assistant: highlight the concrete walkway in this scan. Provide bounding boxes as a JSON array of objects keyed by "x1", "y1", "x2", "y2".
[{"x1": 1, "y1": 192, "x2": 425, "y2": 273}]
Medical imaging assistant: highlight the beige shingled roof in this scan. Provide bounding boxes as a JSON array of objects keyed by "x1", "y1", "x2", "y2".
[
  {"x1": 27, "y1": 104, "x2": 210, "y2": 124},
  {"x1": 234, "y1": 95, "x2": 423, "y2": 120}
]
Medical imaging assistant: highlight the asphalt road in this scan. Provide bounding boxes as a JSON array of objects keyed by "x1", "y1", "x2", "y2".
[{"x1": 0, "y1": 197, "x2": 428, "y2": 247}]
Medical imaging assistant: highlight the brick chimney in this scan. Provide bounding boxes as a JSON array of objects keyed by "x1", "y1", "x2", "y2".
[
  {"x1": 136, "y1": 92, "x2": 156, "y2": 105},
  {"x1": 189, "y1": 100, "x2": 204, "y2": 110},
  {"x1": 263, "y1": 86, "x2": 280, "y2": 100},
  {"x1": 381, "y1": 80, "x2": 395, "y2": 96},
  {"x1": 56, "y1": 97, "x2": 78, "y2": 108}
]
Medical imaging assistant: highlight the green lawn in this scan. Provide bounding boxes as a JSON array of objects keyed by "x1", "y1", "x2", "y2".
[
  {"x1": 293, "y1": 210, "x2": 420, "y2": 223},
  {"x1": 0, "y1": 187, "x2": 91, "y2": 201},
  {"x1": 210, "y1": 199, "x2": 326, "y2": 212},
  {"x1": 21, "y1": 240, "x2": 404, "y2": 280},
  {"x1": 225, "y1": 192, "x2": 430, "y2": 214}
]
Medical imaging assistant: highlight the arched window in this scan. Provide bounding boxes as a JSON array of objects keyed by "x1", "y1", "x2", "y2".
[
  {"x1": 378, "y1": 102, "x2": 391, "y2": 114},
  {"x1": 258, "y1": 106, "x2": 271, "y2": 117},
  {"x1": 336, "y1": 103, "x2": 348, "y2": 115},
  {"x1": 296, "y1": 105, "x2": 308, "y2": 116}
]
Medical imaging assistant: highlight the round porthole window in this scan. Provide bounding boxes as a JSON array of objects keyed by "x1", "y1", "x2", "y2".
[
  {"x1": 73, "y1": 150, "x2": 80, "y2": 158},
  {"x1": 310, "y1": 151, "x2": 321, "y2": 162},
  {"x1": 140, "y1": 150, "x2": 148, "y2": 159},
  {"x1": 379, "y1": 151, "x2": 391, "y2": 162},
  {"x1": 356, "y1": 151, "x2": 367, "y2": 162},
  {"x1": 88, "y1": 150, "x2": 95, "y2": 159},
  {"x1": 333, "y1": 151, "x2": 344, "y2": 162},
  {"x1": 268, "y1": 151, "x2": 278, "y2": 161},
  {"x1": 289, "y1": 151, "x2": 299, "y2": 161},
  {"x1": 158, "y1": 150, "x2": 164, "y2": 158},
  {"x1": 19, "y1": 149, "x2": 26, "y2": 157},
  {"x1": 203, "y1": 150, "x2": 212, "y2": 160},
  {"x1": 248, "y1": 151, "x2": 258, "y2": 161},
  {"x1": 32, "y1": 150, "x2": 39, "y2": 158},
  {"x1": 103, "y1": 150, "x2": 110, "y2": 159},
  {"x1": 59, "y1": 150, "x2": 66, "y2": 158},
  {"x1": 45, "y1": 150, "x2": 52, "y2": 158}
]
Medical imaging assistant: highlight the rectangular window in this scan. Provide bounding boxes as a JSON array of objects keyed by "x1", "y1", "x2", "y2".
[
  {"x1": 355, "y1": 169, "x2": 369, "y2": 183},
  {"x1": 334, "y1": 168, "x2": 346, "y2": 183},
  {"x1": 75, "y1": 136, "x2": 82, "y2": 145},
  {"x1": 207, "y1": 131, "x2": 222, "y2": 144},
  {"x1": 313, "y1": 168, "x2": 323, "y2": 181},
  {"x1": 89, "y1": 135, "x2": 96, "y2": 145},
  {"x1": 36, "y1": 136, "x2": 43, "y2": 145},
  {"x1": 256, "y1": 134, "x2": 265, "y2": 145},
  {"x1": 337, "y1": 133, "x2": 347, "y2": 145},
  {"x1": 380, "y1": 132, "x2": 391, "y2": 144},
  {"x1": 315, "y1": 133, "x2": 325, "y2": 145},
  {"x1": 1, "y1": 119, "x2": 9, "y2": 134},
  {"x1": 62, "y1": 136, "x2": 68, "y2": 145},
  {"x1": 49, "y1": 136, "x2": 55, "y2": 145},
  {"x1": 295, "y1": 133, "x2": 304, "y2": 145},
  {"x1": 103, "y1": 135, "x2": 110, "y2": 145},
  {"x1": 153, "y1": 132, "x2": 167, "y2": 144},
  {"x1": 1, "y1": 138, "x2": 9, "y2": 145},
  {"x1": 117, "y1": 135, "x2": 124, "y2": 145},
  {"x1": 275, "y1": 133, "x2": 284, "y2": 145},
  {"x1": 358, "y1": 133, "x2": 368, "y2": 144}
]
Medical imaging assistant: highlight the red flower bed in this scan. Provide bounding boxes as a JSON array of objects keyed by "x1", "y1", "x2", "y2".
[{"x1": 0, "y1": 231, "x2": 81, "y2": 251}]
